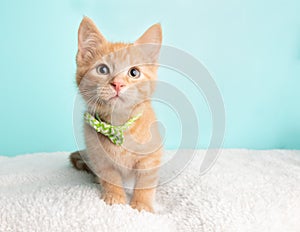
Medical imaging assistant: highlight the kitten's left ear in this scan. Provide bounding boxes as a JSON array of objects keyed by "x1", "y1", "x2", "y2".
[
  {"x1": 135, "y1": 23, "x2": 162, "y2": 45},
  {"x1": 134, "y1": 24, "x2": 162, "y2": 60}
]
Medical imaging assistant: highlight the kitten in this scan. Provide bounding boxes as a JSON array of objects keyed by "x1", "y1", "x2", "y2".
[{"x1": 70, "y1": 17, "x2": 163, "y2": 213}]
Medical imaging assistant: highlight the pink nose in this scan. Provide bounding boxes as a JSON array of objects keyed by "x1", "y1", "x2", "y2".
[{"x1": 110, "y1": 81, "x2": 125, "y2": 93}]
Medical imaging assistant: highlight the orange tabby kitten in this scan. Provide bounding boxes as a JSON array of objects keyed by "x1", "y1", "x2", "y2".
[{"x1": 70, "y1": 17, "x2": 163, "y2": 213}]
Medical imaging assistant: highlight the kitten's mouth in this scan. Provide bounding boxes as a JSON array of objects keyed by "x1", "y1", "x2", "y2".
[{"x1": 109, "y1": 94, "x2": 123, "y2": 102}]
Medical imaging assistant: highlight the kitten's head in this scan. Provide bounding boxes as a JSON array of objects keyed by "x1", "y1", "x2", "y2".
[{"x1": 76, "y1": 17, "x2": 162, "y2": 117}]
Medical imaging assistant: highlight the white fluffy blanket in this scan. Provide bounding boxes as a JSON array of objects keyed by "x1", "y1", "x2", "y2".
[{"x1": 1, "y1": 150, "x2": 300, "y2": 232}]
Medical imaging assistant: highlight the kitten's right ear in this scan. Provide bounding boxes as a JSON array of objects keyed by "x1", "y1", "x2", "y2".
[{"x1": 77, "y1": 17, "x2": 106, "y2": 63}]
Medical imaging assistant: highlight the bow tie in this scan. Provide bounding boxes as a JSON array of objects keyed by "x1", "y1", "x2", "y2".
[{"x1": 84, "y1": 112, "x2": 142, "y2": 145}]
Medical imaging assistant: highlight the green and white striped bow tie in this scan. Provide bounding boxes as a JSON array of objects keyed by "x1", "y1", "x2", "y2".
[{"x1": 84, "y1": 112, "x2": 142, "y2": 145}]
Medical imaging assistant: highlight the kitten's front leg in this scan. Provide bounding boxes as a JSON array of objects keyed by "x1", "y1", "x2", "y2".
[
  {"x1": 130, "y1": 186, "x2": 156, "y2": 213},
  {"x1": 130, "y1": 158, "x2": 160, "y2": 213},
  {"x1": 96, "y1": 167, "x2": 126, "y2": 205}
]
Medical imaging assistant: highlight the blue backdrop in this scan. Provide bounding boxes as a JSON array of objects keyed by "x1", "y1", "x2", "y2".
[{"x1": 1, "y1": 0, "x2": 300, "y2": 156}]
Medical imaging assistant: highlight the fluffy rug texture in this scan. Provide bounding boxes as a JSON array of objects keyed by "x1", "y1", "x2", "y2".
[{"x1": 0, "y1": 149, "x2": 300, "y2": 232}]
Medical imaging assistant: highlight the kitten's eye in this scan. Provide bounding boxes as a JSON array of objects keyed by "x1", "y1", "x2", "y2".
[
  {"x1": 96, "y1": 64, "x2": 110, "y2": 75},
  {"x1": 128, "y1": 67, "x2": 140, "y2": 79}
]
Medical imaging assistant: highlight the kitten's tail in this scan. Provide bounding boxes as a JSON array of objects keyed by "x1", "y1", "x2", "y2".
[{"x1": 69, "y1": 150, "x2": 92, "y2": 173}]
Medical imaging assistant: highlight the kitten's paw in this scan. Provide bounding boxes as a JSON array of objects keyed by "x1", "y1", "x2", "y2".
[
  {"x1": 130, "y1": 201, "x2": 154, "y2": 213},
  {"x1": 101, "y1": 193, "x2": 126, "y2": 205},
  {"x1": 69, "y1": 151, "x2": 91, "y2": 172}
]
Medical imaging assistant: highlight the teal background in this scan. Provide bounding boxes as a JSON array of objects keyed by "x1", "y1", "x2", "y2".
[{"x1": 1, "y1": 0, "x2": 300, "y2": 156}]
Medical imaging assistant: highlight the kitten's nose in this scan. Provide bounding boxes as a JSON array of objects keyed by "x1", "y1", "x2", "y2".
[{"x1": 110, "y1": 81, "x2": 125, "y2": 93}]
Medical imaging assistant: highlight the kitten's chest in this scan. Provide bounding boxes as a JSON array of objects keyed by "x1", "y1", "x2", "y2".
[
  {"x1": 84, "y1": 112, "x2": 160, "y2": 171},
  {"x1": 95, "y1": 130, "x2": 139, "y2": 168}
]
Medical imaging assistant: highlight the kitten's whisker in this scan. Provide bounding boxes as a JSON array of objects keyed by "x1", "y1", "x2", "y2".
[
  {"x1": 85, "y1": 95, "x2": 101, "y2": 112},
  {"x1": 84, "y1": 93, "x2": 98, "y2": 102},
  {"x1": 89, "y1": 95, "x2": 103, "y2": 115},
  {"x1": 80, "y1": 89, "x2": 98, "y2": 96}
]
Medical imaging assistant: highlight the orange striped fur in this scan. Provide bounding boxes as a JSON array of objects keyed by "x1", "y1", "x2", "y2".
[{"x1": 70, "y1": 17, "x2": 163, "y2": 212}]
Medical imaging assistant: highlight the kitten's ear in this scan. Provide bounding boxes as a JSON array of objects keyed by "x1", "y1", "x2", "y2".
[
  {"x1": 77, "y1": 17, "x2": 106, "y2": 63},
  {"x1": 134, "y1": 24, "x2": 162, "y2": 60},
  {"x1": 135, "y1": 23, "x2": 162, "y2": 45}
]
